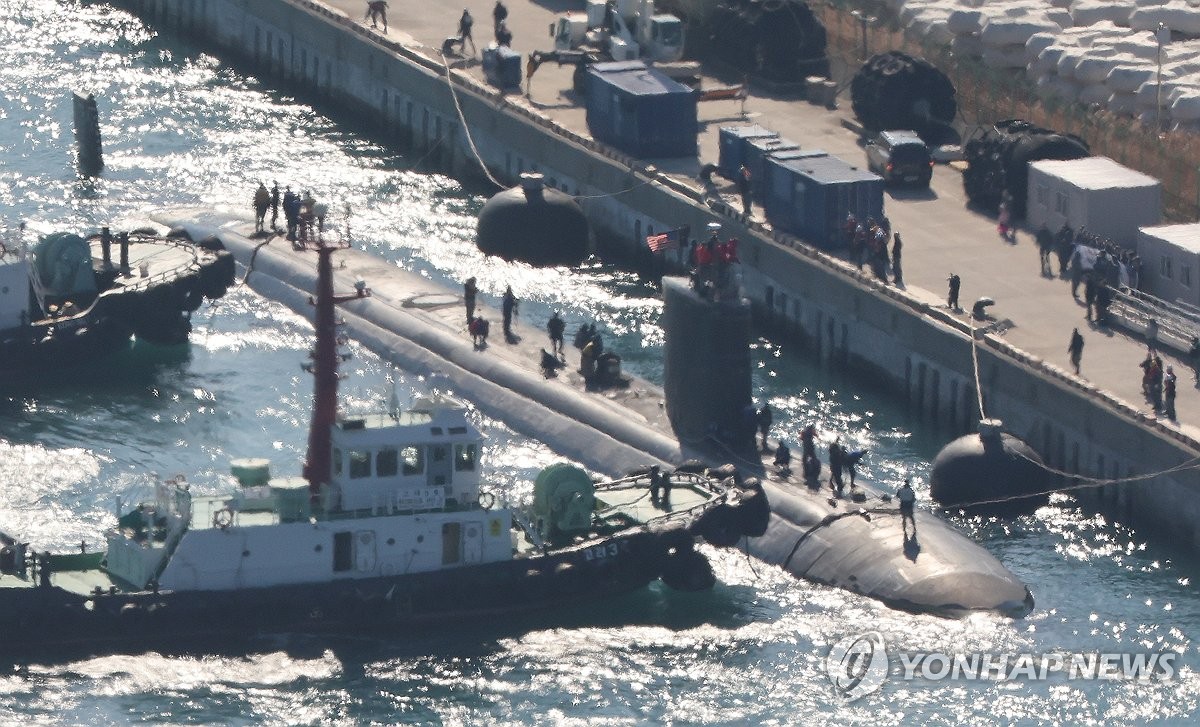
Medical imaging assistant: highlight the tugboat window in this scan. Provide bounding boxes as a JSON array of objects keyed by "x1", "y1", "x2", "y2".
[
  {"x1": 376, "y1": 448, "x2": 399, "y2": 477},
  {"x1": 454, "y1": 444, "x2": 476, "y2": 472},
  {"x1": 402, "y1": 446, "x2": 425, "y2": 475},
  {"x1": 333, "y1": 448, "x2": 343, "y2": 475},
  {"x1": 432, "y1": 446, "x2": 447, "y2": 461},
  {"x1": 349, "y1": 449, "x2": 371, "y2": 479}
]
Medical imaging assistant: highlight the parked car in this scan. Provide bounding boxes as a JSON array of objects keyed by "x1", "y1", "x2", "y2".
[{"x1": 865, "y1": 130, "x2": 934, "y2": 187}]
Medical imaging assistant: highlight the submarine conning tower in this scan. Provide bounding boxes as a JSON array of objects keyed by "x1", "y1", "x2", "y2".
[{"x1": 662, "y1": 276, "x2": 755, "y2": 457}]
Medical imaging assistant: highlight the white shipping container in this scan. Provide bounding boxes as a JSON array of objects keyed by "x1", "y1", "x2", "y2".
[
  {"x1": 1137, "y1": 224, "x2": 1200, "y2": 307},
  {"x1": 1026, "y1": 157, "x2": 1162, "y2": 250}
]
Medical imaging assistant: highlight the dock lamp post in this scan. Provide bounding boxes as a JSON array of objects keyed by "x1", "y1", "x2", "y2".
[
  {"x1": 1157, "y1": 22, "x2": 1171, "y2": 133},
  {"x1": 850, "y1": 10, "x2": 876, "y2": 61}
]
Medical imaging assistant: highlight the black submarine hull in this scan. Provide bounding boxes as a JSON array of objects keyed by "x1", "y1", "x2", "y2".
[{"x1": 751, "y1": 477, "x2": 1033, "y2": 617}]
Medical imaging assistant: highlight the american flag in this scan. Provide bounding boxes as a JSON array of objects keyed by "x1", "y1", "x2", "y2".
[{"x1": 646, "y1": 228, "x2": 681, "y2": 253}]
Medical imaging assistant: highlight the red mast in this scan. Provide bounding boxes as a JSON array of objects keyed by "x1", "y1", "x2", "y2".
[{"x1": 301, "y1": 237, "x2": 368, "y2": 505}]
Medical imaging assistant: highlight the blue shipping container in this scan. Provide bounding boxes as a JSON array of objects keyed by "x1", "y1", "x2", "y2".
[
  {"x1": 586, "y1": 61, "x2": 698, "y2": 158},
  {"x1": 762, "y1": 149, "x2": 827, "y2": 205},
  {"x1": 482, "y1": 44, "x2": 522, "y2": 90},
  {"x1": 718, "y1": 125, "x2": 778, "y2": 180},
  {"x1": 743, "y1": 137, "x2": 799, "y2": 202},
  {"x1": 764, "y1": 154, "x2": 884, "y2": 248}
]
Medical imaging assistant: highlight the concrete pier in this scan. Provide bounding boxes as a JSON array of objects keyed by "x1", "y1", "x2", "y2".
[{"x1": 116, "y1": 0, "x2": 1200, "y2": 552}]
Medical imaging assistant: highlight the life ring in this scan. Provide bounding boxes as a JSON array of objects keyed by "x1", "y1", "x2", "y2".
[
  {"x1": 477, "y1": 491, "x2": 496, "y2": 510},
  {"x1": 213, "y1": 507, "x2": 234, "y2": 530}
]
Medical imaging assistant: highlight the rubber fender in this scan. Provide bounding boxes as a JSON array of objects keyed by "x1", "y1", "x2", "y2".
[
  {"x1": 673, "y1": 460, "x2": 708, "y2": 475},
  {"x1": 708, "y1": 463, "x2": 738, "y2": 482},
  {"x1": 697, "y1": 503, "x2": 743, "y2": 548},
  {"x1": 659, "y1": 548, "x2": 716, "y2": 591},
  {"x1": 197, "y1": 234, "x2": 225, "y2": 252},
  {"x1": 200, "y1": 251, "x2": 235, "y2": 299},
  {"x1": 657, "y1": 527, "x2": 695, "y2": 558},
  {"x1": 181, "y1": 287, "x2": 204, "y2": 313},
  {"x1": 736, "y1": 487, "x2": 770, "y2": 538},
  {"x1": 166, "y1": 227, "x2": 193, "y2": 241}
]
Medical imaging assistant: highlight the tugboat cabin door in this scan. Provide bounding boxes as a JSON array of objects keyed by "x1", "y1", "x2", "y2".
[
  {"x1": 441, "y1": 522, "x2": 482, "y2": 565},
  {"x1": 332, "y1": 530, "x2": 377, "y2": 574}
]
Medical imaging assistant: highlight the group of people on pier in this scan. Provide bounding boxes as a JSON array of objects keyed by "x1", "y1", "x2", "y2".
[
  {"x1": 843, "y1": 212, "x2": 902, "y2": 286},
  {"x1": 450, "y1": 2, "x2": 512, "y2": 56}
]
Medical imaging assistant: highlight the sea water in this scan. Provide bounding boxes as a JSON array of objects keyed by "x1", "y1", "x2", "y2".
[{"x1": 0, "y1": 2, "x2": 1196, "y2": 723}]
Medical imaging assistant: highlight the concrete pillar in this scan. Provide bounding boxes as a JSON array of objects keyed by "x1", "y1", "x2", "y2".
[{"x1": 662, "y1": 277, "x2": 754, "y2": 456}]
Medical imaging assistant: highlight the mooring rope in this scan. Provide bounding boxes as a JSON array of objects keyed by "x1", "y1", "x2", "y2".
[{"x1": 440, "y1": 54, "x2": 505, "y2": 189}]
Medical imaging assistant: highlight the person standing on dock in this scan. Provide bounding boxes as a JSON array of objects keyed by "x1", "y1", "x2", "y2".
[
  {"x1": 463, "y1": 277, "x2": 477, "y2": 324},
  {"x1": 889, "y1": 232, "x2": 903, "y2": 284},
  {"x1": 459, "y1": 9, "x2": 477, "y2": 56},
  {"x1": 1190, "y1": 336, "x2": 1200, "y2": 385},
  {"x1": 1068, "y1": 328, "x2": 1084, "y2": 375},
  {"x1": 495, "y1": 20, "x2": 513, "y2": 47},
  {"x1": 996, "y1": 194, "x2": 1012, "y2": 241},
  {"x1": 547, "y1": 312, "x2": 566, "y2": 358},
  {"x1": 737, "y1": 164, "x2": 752, "y2": 217},
  {"x1": 493, "y1": 0, "x2": 508, "y2": 34},
  {"x1": 253, "y1": 182, "x2": 270, "y2": 233},
  {"x1": 946, "y1": 273, "x2": 961, "y2": 310},
  {"x1": 1036, "y1": 224, "x2": 1053, "y2": 276},
  {"x1": 366, "y1": 1, "x2": 388, "y2": 33},
  {"x1": 1164, "y1": 366, "x2": 1178, "y2": 420},
  {"x1": 269, "y1": 181, "x2": 280, "y2": 232},
  {"x1": 502, "y1": 285, "x2": 518, "y2": 340}
]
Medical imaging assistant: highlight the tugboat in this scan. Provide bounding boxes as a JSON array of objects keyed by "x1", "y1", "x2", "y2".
[
  {"x1": 0, "y1": 235, "x2": 767, "y2": 654},
  {"x1": 0, "y1": 224, "x2": 235, "y2": 373}
]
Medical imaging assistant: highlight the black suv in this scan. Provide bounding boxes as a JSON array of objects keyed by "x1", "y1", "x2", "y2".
[{"x1": 865, "y1": 130, "x2": 933, "y2": 187}]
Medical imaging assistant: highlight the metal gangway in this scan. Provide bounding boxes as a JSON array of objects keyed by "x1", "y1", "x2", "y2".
[{"x1": 1110, "y1": 286, "x2": 1200, "y2": 355}]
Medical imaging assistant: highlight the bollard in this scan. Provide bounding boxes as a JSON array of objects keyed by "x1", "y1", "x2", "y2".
[
  {"x1": 119, "y1": 231, "x2": 131, "y2": 276},
  {"x1": 72, "y1": 91, "x2": 103, "y2": 176},
  {"x1": 100, "y1": 226, "x2": 112, "y2": 268}
]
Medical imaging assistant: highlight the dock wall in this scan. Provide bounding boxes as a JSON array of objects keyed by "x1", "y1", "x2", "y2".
[{"x1": 119, "y1": 0, "x2": 1200, "y2": 550}]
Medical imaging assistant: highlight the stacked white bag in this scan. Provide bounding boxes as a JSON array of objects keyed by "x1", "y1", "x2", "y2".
[{"x1": 880, "y1": 0, "x2": 1200, "y2": 128}]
